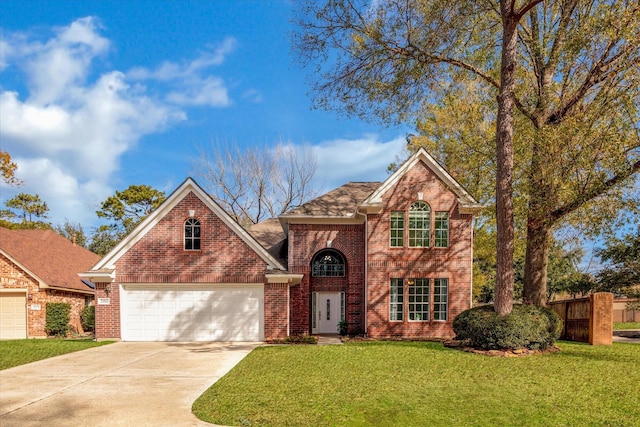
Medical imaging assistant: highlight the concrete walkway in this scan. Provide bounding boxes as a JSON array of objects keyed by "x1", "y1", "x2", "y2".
[{"x1": 0, "y1": 341, "x2": 258, "y2": 427}]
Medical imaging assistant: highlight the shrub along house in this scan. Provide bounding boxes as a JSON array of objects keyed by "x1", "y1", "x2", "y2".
[
  {"x1": 81, "y1": 148, "x2": 482, "y2": 341},
  {"x1": 0, "y1": 228, "x2": 99, "y2": 339}
]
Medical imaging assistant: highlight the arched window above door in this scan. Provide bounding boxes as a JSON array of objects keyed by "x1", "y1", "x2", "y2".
[{"x1": 311, "y1": 249, "x2": 346, "y2": 277}]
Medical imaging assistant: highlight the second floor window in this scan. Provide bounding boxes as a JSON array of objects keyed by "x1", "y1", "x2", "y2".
[
  {"x1": 184, "y1": 218, "x2": 201, "y2": 250},
  {"x1": 408, "y1": 201, "x2": 431, "y2": 247}
]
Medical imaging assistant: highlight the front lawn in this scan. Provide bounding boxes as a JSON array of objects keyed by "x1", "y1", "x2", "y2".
[
  {"x1": 0, "y1": 338, "x2": 112, "y2": 370},
  {"x1": 193, "y1": 341, "x2": 640, "y2": 426}
]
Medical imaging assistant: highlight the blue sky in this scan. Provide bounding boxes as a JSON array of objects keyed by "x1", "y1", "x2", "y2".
[{"x1": 0, "y1": 0, "x2": 410, "y2": 230}]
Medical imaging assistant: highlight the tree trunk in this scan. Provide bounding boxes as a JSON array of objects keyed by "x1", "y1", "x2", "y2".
[
  {"x1": 523, "y1": 217, "x2": 551, "y2": 306},
  {"x1": 493, "y1": 5, "x2": 518, "y2": 316}
]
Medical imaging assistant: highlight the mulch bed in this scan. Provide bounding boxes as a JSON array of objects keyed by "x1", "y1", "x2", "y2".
[
  {"x1": 341, "y1": 335, "x2": 561, "y2": 357},
  {"x1": 443, "y1": 339, "x2": 561, "y2": 357}
]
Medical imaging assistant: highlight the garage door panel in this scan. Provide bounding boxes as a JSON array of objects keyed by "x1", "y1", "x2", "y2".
[
  {"x1": 121, "y1": 285, "x2": 263, "y2": 342},
  {"x1": 0, "y1": 293, "x2": 27, "y2": 339}
]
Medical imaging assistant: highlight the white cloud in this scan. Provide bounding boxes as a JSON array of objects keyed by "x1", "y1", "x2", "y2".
[
  {"x1": 127, "y1": 37, "x2": 235, "y2": 107},
  {"x1": 0, "y1": 17, "x2": 190, "y2": 228},
  {"x1": 311, "y1": 135, "x2": 407, "y2": 191},
  {"x1": 166, "y1": 76, "x2": 230, "y2": 107}
]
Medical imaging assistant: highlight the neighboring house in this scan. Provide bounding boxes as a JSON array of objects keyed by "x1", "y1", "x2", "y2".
[
  {"x1": 81, "y1": 148, "x2": 482, "y2": 342},
  {"x1": 0, "y1": 228, "x2": 99, "y2": 339}
]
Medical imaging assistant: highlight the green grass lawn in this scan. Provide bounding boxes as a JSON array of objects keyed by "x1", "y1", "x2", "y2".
[
  {"x1": 614, "y1": 322, "x2": 640, "y2": 330},
  {"x1": 0, "y1": 339, "x2": 112, "y2": 370},
  {"x1": 193, "y1": 341, "x2": 640, "y2": 427}
]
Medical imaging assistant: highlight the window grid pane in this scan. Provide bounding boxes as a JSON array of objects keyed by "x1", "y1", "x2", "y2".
[
  {"x1": 390, "y1": 211, "x2": 405, "y2": 247},
  {"x1": 390, "y1": 278, "x2": 404, "y2": 321},
  {"x1": 435, "y1": 212, "x2": 449, "y2": 248},
  {"x1": 409, "y1": 202, "x2": 430, "y2": 247},
  {"x1": 312, "y1": 250, "x2": 346, "y2": 277},
  {"x1": 184, "y1": 218, "x2": 201, "y2": 250},
  {"x1": 434, "y1": 278, "x2": 449, "y2": 321},
  {"x1": 408, "y1": 278, "x2": 429, "y2": 321}
]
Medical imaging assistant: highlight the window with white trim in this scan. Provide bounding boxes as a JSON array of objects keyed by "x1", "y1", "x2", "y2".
[
  {"x1": 184, "y1": 218, "x2": 201, "y2": 250},
  {"x1": 409, "y1": 201, "x2": 431, "y2": 247},
  {"x1": 435, "y1": 212, "x2": 449, "y2": 248},
  {"x1": 390, "y1": 211, "x2": 405, "y2": 247},
  {"x1": 390, "y1": 279, "x2": 404, "y2": 321},
  {"x1": 408, "y1": 278, "x2": 430, "y2": 321},
  {"x1": 434, "y1": 278, "x2": 449, "y2": 320}
]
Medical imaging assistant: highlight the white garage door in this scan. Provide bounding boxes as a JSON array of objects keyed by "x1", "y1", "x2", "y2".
[
  {"x1": 121, "y1": 285, "x2": 263, "y2": 342},
  {"x1": 0, "y1": 292, "x2": 27, "y2": 339}
]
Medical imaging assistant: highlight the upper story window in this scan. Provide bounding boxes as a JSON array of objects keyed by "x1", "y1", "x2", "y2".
[
  {"x1": 408, "y1": 201, "x2": 431, "y2": 247},
  {"x1": 184, "y1": 218, "x2": 201, "y2": 250},
  {"x1": 435, "y1": 212, "x2": 449, "y2": 248},
  {"x1": 390, "y1": 211, "x2": 405, "y2": 247},
  {"x1": 312, "y1": 249, "x2": 346, "y2": 277}
]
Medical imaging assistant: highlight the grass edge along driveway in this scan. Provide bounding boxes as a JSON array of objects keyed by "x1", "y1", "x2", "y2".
[
  {"x1": 0, "y1": 339, "x2": 112, "y2": 370},
  {"x1": 193, "y1": 341, "x2": 640, "y2": 427}
]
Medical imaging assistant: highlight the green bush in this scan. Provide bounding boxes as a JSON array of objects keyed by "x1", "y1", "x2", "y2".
[
  {"x1": 81, "y1": 305, "x2": 95, "y2": 332},
  {"x1": 453, "y1": 304, "x2": 562, "y2": 350},
  {"x1": 45, "y1": 302, "x2": 71, "y2": 337},
  {"x1": 338, "y1": 320, "x2": 348, "y2": 336}
]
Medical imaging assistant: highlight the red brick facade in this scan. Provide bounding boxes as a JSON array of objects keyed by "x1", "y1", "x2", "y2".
[
  {"x1": 90, "y1": 150, "x2": 477, "y2": 341},
  {"x1": 288, "y1": 224, "x2": 366, "y2": 335},
  {"x1": 94, "y1": 192, "x2": 274, "y2": 339},
  {"x1": 1, "y1": 254, "x2": 89, "y2": 337},
  {"x1": 364, "y1": 162, "x2": 473, "y2": 339}
]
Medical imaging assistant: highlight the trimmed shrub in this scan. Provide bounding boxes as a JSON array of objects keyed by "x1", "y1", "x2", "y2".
[
  {"x1": 81, "y1": 305, "x2": 95, "y2": 332},
  {"x1": 338, "y1": 320, "x2": 348, "y2": 336},
  {"x1": 45, "y1": 302, "x2": 71, "y2": 337},
  {"x1": 453, "y1": 304, "x2": 562, "y2": 350}
]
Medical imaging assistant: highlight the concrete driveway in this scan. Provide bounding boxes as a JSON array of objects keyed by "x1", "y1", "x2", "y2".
[{"x1": 0, "y1": 341, "x2": 258, "y2": 427}]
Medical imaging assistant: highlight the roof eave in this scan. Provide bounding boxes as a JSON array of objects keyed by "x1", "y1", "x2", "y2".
[{"x1": 78, "y1": 269, "x2": 115, "y2": 283}]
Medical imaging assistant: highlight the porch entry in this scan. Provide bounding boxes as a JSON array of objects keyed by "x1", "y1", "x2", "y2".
[{"x1": 312, "y1": 291, "x2": 345, "y2": 334}]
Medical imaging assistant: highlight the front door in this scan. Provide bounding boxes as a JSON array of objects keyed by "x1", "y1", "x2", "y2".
[{"x1": 312, "y1": 292, "x2": 344, "y2": 334}]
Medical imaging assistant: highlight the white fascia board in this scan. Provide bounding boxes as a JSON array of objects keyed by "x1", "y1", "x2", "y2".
[
  {"x1": 78, "y1": 269, "x2": 115, "y2": 283},
  {"x1": 362, "y1": 147, "x2": 481, "y2": 210},
  {"x1": 265, "y1": 273, "x2": 304, "y2": 285},
  {"x1": 279, "y1": 215, "x2": 365, "y2": 225},
  {"x1": 91, "y1": 178, "x2": 286, "y2": 272}
]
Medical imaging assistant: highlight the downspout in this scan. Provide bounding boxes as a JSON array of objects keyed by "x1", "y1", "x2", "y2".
[
  {"x1": 356, "y1": 209, "x2": 368, "y2": 336},
  {"x1": 470, "y1": 216, "x2": 475, "y2": 308}
]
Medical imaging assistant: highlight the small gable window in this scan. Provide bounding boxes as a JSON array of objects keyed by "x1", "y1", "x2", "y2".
[
  {"x1": 184, "y1": 218, "x2": 201, "y2": 250},
  {"x1": 312, "y1": 250, "x2": 346, "y2": 277},
  {"x1": 408, "y1": 201, "x2": 431, "y2": 247}
]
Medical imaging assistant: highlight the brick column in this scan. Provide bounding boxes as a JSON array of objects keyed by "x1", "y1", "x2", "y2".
[
  {"x1": 589, "y1": 292, "x2": 613, "y2": 345},
  {"x1": 264, "y1": 282, "x2": 289, "y2": 339}
]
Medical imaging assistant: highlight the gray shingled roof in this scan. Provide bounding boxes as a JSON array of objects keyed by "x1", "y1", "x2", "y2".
[
  {"x1": 283, "y1": 182, "x2": 381, "y2": 217},
  {"x1": 247, "y1": 218, "x2": 287, "y2": 264}
]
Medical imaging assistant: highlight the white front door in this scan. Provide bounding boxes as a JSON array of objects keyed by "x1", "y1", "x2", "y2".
[{"x1": 312, "y1": 292, "x2": 343, "y2": 334}]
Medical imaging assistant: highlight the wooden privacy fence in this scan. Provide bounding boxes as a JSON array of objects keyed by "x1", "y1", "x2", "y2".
[{"x1": 548, "y1": 293, "x2": 613, "y2": 345}]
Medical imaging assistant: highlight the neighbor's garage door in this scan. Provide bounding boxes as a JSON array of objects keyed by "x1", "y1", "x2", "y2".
[
  {"x1": 120, "y1": 285, "x2": 263, "y2": 342},
  {"x1": 0, "y1": 292, "x2": 27, "y2": 339}
]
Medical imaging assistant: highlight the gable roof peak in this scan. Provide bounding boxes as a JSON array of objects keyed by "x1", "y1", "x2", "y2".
[
  {"x1": 360, "y1": 147, "x2": 483, "y2": 214},
  {"x1": 86, "y1": 177, "x2": 286, "y2": 273}
]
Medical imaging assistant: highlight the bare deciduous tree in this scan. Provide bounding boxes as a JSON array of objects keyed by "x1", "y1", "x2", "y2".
[{"x1": 194, "y1": 143, "x2": 320, "y2": 227}]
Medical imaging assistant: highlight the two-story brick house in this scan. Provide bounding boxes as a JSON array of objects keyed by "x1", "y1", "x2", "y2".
[{"x1": 81, "y1": 148, "x2": 481, "y2": 341}]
